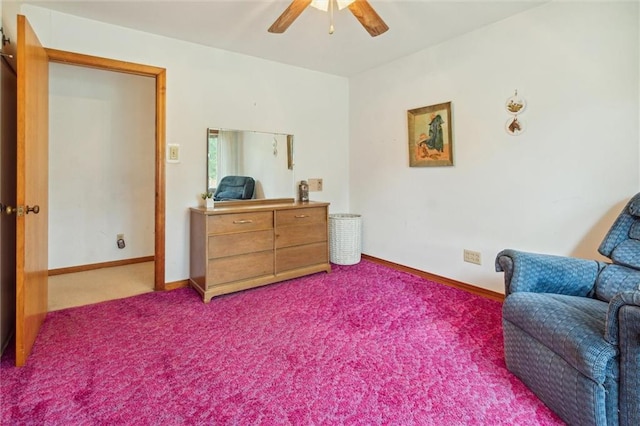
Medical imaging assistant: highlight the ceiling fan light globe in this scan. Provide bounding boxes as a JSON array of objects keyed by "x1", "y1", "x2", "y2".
[
  {"x1": 337, "y1": 0, "x2": 355, "y2": 10},
  {"x1": 310, "y1": 0, "x2": 355, "y2": 12}
]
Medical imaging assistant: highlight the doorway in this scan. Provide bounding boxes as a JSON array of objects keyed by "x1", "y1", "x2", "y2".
[
  {"x1": 45, "y1": 48, "x2": 166, "y2": 293},
  {"x1": 47, "y1": 62, "x2": 156, "y2": 310}
]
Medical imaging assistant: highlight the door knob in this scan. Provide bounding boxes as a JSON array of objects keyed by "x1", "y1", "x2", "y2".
[
  {"x1": 1, "y1": 203, "x2": 15, "y2": 215},
  {"x1": 0, "y1": 204, "x2": 39, "y2": 215}
]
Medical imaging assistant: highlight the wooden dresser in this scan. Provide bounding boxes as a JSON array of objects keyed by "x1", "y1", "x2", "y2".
[{"x1": 189, "y1": 199, "x2": 331, "y2": 302}]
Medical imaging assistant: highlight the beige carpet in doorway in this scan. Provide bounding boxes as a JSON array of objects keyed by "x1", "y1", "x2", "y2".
[{"x1": 48, "y1": 262, "x2": 154, "y2": 312}]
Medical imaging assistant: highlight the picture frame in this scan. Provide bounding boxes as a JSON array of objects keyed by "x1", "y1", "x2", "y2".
[{"x1": 407, "y1": 102, "x2": 453, "y2": 167}]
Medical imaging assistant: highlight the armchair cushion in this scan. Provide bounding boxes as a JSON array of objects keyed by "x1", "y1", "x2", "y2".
[
  {"x1": 215, "y1": 190, "x2": 244, "y2": 200},
  {"x1": 609, "y1": 239, "x2": 640, "y2": 270},
  {"x1": 594, "y1": 265, "x2": 640, "y2": 302},
  {"x1": 599, "y1": 196, "x2": 640, "y2": 257},
  {"x1": 503, "y1": 292, "x2": 617, "y2": 384},
  {"x1": 628, "y1": 197, "x2": 640, "y2": 216},
  {"x1": 627, "y1": 221, "x2": 640, "y2": 239}
]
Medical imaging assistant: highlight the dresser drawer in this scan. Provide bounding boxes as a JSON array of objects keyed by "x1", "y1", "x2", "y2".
[
  {"x1": 207, "y1": 251, "x2": 274, "y2": 287},
  {"x1": 276, "y1": 242, "x2": 328, "y2": 272},
  {"x1": 208, "y1": 230, "x2": 273, "y2": 259},
  {"x1": 275, "y1": 222, "x2": 327, "y2": 248},
  {"x1": 207, "y1": 211, "x2": 273, "y2": 235},
  {"x1": 275, "y1": 207, "x2": 326, "y2": 227}
]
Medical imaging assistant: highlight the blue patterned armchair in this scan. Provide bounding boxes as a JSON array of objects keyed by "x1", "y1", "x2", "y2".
[
  {"x1": 212, "y1": 176, "x2": 255, "y2": 201},
  {"x1": 496, "y1": 194, "x2": 640, "y2": 426}
]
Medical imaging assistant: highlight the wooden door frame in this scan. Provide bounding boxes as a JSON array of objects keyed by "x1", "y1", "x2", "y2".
[{"x1": 45, "y1": 49, "x2": 166, "y2": 291}]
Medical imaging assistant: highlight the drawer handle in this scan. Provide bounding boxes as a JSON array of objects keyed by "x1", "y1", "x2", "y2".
[
  {"x1": 233, "y1": 219, "x2": 254, "y2": 224},
  {"x1": 294, "y1": 215, "x2": 309, "y2": 218}
]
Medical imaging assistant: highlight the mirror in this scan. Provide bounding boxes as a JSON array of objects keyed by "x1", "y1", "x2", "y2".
[{"x1": 207, "y1": 128, "x2": 295, "y2": 200}]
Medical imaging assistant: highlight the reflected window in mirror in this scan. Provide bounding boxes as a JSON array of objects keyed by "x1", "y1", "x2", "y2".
[
  {"x1": 207, "y1": 129, "x2": 219, "y2": 190},
  {"x1": 207, "y1": 128, "x2": 295, "y2": 201}
]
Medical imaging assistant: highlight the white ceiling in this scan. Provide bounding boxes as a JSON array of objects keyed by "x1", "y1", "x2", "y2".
[{"x1": 25, "y1": 0, "x2": 547, "y2": 76}]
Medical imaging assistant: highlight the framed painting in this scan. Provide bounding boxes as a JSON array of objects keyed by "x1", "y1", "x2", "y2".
[{"x1": 407, "y1": 102, "x2": 453, "y2": 167}]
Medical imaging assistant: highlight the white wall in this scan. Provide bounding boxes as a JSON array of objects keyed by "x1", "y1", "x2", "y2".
[
  {"x1": 349, "y1": 1, "x2": 640, "y2": 293},
  {"x1": 48, "y1": 63, "x2": 155, "y2": 269},
  {"x1": 16, "y1": 4, "x2": 350, "y2": 283}
]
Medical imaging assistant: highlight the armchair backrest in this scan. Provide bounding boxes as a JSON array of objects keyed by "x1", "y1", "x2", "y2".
[
  {"x1": 595, "y1": 193, "x2": 640, "y2": 301},
  {"x1": 213, "y1": 176, "x2": 255, "y2": 201}
]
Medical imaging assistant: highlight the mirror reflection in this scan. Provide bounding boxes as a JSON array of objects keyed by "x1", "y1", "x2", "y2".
[{"x1": 207, "y1": 128, "x2": 294, "y2": 201}]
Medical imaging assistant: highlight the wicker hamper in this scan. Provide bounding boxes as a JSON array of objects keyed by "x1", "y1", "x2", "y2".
[{"x1": 329, "y1": 214, "x2": 362, "y2": 265}]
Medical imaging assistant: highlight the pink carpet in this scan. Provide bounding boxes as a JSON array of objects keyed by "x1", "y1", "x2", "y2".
[{"x1": 1, "y1": 260, "x2": 563, "y2": 425}]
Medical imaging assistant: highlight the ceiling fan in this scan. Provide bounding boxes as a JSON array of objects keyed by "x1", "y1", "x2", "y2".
[{"x1": 268, "y1": 0, "x2": 389, "y2": 37}]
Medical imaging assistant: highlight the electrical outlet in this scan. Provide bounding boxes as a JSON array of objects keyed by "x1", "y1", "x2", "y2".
[
  {"x1": 308, "y1": 178, "x2": 323, "y2": 192},
  {"x1": 463, "y1": 249, "x2": 481, "y2": 265}
]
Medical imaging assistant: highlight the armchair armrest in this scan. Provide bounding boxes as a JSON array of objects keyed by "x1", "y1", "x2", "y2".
[
  {"x1": 495, "y1": 249, "x2": 605, "y2": 296},
  {"x1": 604, "y1": 290, "x2": 640, "y2": 344},
  {"x1": 604, "y1": 290, "x2": 640, "y2": 425}
]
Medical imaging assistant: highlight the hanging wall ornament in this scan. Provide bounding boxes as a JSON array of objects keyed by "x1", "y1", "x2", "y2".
[
  {"x1": 505, "y1": 90, "x2": 526, "y2": 115},
  {"x1": 505, "y1": 89, "x2": 526, "y2": 136},
  {"x1": 505, "y1": 116, "x2": 525, "y2": 136}
]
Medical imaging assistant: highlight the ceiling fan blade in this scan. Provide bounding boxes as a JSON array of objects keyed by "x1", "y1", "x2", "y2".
[
  {"x1": 348, "y1": 0, "x2": 389, "y2": 37},
  {"x1": 268, "y1": 0, "x2": 313, "y2": 33}
]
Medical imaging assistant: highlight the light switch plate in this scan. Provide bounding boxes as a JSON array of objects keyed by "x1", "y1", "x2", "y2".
[{"x1": 167, "y1": 144, "x2": 180, "y2": 163}]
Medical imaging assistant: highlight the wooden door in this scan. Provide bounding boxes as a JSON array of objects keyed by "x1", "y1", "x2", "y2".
[{"x1": 15, "y1": 15, "x2": 49, "y2": 367}]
